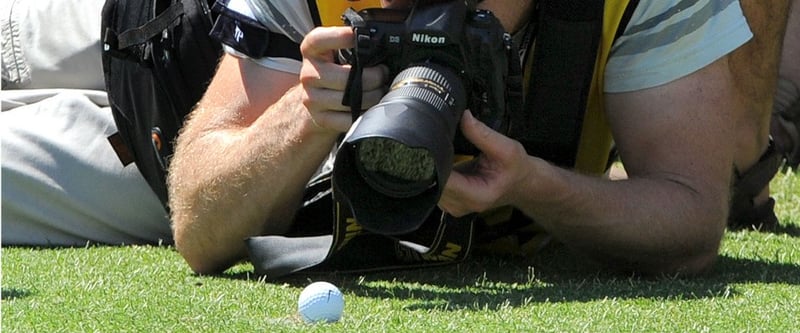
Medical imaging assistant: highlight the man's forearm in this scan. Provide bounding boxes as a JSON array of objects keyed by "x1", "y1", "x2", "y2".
[
  {"x1": 513, "y1": 159, "x2": 729, "y2": 275},
  {"x1": 168, "y1": 85, "x2": 338, "y2": 274}
]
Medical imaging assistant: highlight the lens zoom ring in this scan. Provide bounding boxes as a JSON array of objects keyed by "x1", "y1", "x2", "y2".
[
  {"x1": 388, "y1": 65, "x2": 458, "y2": 112},
  {"x1": 394, "y1": 66, "x2": 452, "y2": 91},
  {"x1": 385, "y1": 85, "x2": 446, "y2": 111}
]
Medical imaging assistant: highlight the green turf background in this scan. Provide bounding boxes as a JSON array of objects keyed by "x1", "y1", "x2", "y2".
[{"x1": 3, "y1": 172, "x2": 798, "y2": 332}]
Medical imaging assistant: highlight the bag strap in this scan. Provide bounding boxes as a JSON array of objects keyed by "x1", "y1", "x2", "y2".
[
  {"x1": 510, "y1": 0, "x2": 639, "y2": 167},
  {"x1": 122, "y1": 2, "x2": 183, "y2": 48},
  {"x1": 103, "y1": 1, "x2": 184, "y2": 57},
  {"x1": 511, "y1": 0, "x2": 605, "y2": 167}
]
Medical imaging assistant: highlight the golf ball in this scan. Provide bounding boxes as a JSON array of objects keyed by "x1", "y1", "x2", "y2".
[{"x1": 297, "y1": 281, "x2": 344, "y2": 323}]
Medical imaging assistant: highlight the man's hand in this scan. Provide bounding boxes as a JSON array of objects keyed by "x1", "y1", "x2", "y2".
[
  {"x1": 299, "y1": 26, "x2": 388, "y2": 133},
  {"x1": 439, "y1": 111, "x2": 533, "y2": 217}
]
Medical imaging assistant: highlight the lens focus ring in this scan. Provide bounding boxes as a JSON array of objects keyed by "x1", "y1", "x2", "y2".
[{"x1": 385, "y1": 64, "x2": 464, "y2": 113}]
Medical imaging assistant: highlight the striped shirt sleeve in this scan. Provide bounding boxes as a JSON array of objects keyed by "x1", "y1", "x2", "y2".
[{"x1": 604, "y1": 0, "x2": 753, "y2": 93}]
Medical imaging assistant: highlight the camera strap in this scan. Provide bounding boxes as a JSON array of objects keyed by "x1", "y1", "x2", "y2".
[
  {"x1": 246, "y1": 172, "x2": 477, "y2": 279},
  {"x1": 341, "y1": 8, "x2": 366, "y2": 122}
]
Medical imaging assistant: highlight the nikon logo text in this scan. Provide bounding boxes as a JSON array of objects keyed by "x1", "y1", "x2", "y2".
[{"x1": 411, "y1": 33, "x2": 446, "y2": 45}]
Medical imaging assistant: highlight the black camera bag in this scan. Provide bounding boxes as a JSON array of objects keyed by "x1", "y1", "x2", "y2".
[{"x1": 101, "y1": 0, "x2": 223, "y2": 207}]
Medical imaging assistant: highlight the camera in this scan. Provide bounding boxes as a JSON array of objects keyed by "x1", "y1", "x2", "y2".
[{"x1": 332, "y1": 0, "x2": 521, "y2": 235}]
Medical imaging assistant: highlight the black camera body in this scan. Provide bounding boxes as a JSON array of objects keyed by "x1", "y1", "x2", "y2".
[
  {"x1": 333, "y1": 0, "x2": 520, "y2": 235},
  {"x1": 341, "y1": 1, "x2": 513, "y2": 149}
]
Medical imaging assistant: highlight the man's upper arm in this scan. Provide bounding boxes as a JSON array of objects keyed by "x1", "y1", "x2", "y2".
[
  {"x1": 196, "y1": 53, "x2": 299, "y2": 128},
  {"x1": 202, "y1": 0, "x2": 305, "y2": 125},
  {"x1": 605, "y1": 55, "x2": 738, "y2": 208},
  {"x1": 601, "y1": 0, "x2": 750, "y2": 202}
]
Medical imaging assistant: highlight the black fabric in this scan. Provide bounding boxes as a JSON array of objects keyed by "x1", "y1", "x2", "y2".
[
  {"x1": 115, "y1": 2, "x2": 185, "y2": 49},
  {"x1": 729, "y1": 141, "x2": 782, "y2": 230},
  {"x1": 509, "y1": 0, "x2": 605, "y2": 167},
  {"x1": 306, "y1": 0, "x2": 322, "y2": 28},
  {"x1": 208, "y1": 0, "x2": 302, "y2": 60},
  {"x1": 615, "y1": 0, "x2": 639, "y2": 40},
  {"x1": 248, "y1": 219, "x2": 476, "y2": 278},
  {"x1": 247, "y1": 171, "x2": 477, "y2": 279},
  {"x1": 102, "y1": 0, "x2": 223, "y2": 207}
]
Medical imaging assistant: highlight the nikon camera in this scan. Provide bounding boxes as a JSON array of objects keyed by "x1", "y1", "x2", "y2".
[{"x1": 332, "y1": 0, "x2": 521, "y2": 235}]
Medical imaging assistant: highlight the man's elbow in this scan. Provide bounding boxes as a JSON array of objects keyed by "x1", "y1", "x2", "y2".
[
  {"x1": 173, "y1": 226, "x2": 244, "y2": 275},
  {"x1": 596, "y1": 247, "x2": 720, "y2": 277},
  {"x1": 600, "y1": 223, "x2": 726, "y2": 276},
  {"x1": 645, "y1": 248, "x2": 721, "y2": 277},
  {"x1": 636, "y1": 231, "x2": 724, "y2": 277},
  {"x1": 177, "y1": 244, "x2": 243, "y2": 275},
  {"x1": 645, "y1": 201, "x2": 728, "y2": 276},
  {"x1": 178, "y1": 248, "x2": 223, "y2": 275}
]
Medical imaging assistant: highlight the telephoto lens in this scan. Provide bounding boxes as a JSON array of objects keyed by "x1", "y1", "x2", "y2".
[{"x1": 333, "y1": 62, "x2": 466, "y2": 235}]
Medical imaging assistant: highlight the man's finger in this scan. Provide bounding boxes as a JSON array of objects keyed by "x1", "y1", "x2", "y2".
[
  {"x1": 300, "y1": 26, "x2": 354, "y2": 60},
  {"x1": 460, "y1": 111, "x2": 512, "y2": 159}
]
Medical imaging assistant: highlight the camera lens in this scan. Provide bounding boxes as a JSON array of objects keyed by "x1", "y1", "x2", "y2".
[
  {"x1": 350, "y1": 63, "x2": 466, "y2": 198},
  {"x1": 332, "y1": 62, "x2": 466, "y2": 234}
]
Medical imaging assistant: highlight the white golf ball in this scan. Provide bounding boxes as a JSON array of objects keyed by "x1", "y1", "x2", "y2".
[{"x1": 297, "y1": 281, "x2": 344, "y2": 323}]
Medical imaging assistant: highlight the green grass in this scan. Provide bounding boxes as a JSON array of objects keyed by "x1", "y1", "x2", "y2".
[{"x1": 3, "y1": 172, "x2": 800, "y2": 332}]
